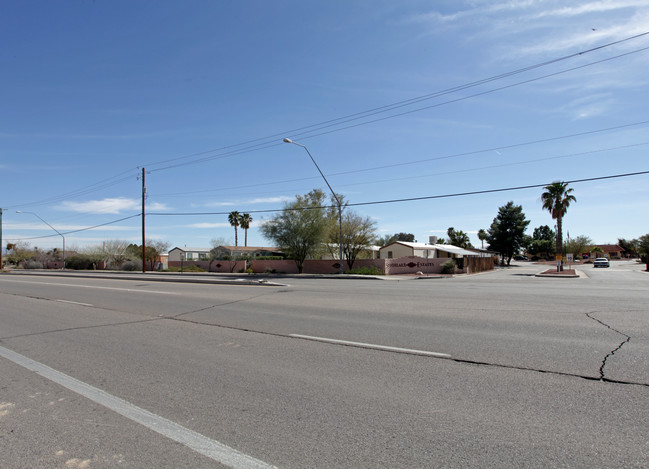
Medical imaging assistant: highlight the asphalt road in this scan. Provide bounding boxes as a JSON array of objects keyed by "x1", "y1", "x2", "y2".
[{"x1": 1, "y1": 261, "x2": 648, "y2": 468}]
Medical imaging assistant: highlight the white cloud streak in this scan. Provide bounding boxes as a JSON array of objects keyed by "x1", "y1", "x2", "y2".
[{"x1": 59, "y1": 197, "x2": 169, "y2": 214}]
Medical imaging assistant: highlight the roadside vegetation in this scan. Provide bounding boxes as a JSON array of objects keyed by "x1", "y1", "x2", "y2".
[{"x1": 5, "y1": 183, "x2": 649, "y2": 273}]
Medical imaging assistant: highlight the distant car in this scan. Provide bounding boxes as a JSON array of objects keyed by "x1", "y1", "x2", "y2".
[
  {"x1": 514, "y1": 255, "x2": 528, "y2": 261},
  {"x1": 593, "y1": 258, "x2": 610, "y2": 268}
]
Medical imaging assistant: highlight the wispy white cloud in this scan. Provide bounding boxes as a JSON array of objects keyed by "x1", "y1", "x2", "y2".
[
  {"x1": 59, "y1": 197, "x2": 169, "y2": 214},
  {"x1": 7, "y1": 222, "x2": 131, "y2": 231},
  {"x1": 189, "y1": 222, "x2": 231, "y2": 229},
  {"x1": 202, "y1": 196, "x2": 293, "y2": 208},
  {"x1": 560, "y1": 93, "x2": 616, "y2": 119},
  {"x1": 533, "y1": 1, "x2": 649, "y2": 19},
  {"x1": 409, "y1": 1, "x2": 649, "y2": 56}
]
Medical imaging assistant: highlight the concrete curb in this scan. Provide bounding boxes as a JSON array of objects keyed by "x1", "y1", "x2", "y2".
[
  {"x1": 2, "y1": 270, "x2": 290, "y2": 287},
  {"x1": 2, "y1": 270, "x2": 400, "y2": 285},
  {"x1": 534, "y1": 270, "x2": 586, "y2": 278}
]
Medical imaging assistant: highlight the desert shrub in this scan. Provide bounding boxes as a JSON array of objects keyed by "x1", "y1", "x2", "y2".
[
  {"x1": 121, "y1": 260, "x2": 142, "y2": 271},
  {"x1": 65, "y1": 255, "x2": 94, "y2": 270},
  {"x1": 167, "y1": 264, "x2": 205, "y2": 272},
  {"x1": 23, "y1": 260, "x2": 43, "y2": 269},
  {"x1": 440, "y1": 260, "x2": 457, "y2": 275}
]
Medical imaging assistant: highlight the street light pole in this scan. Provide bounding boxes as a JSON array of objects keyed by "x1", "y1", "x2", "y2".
[
  {"x1": 283, "y1": 138, "x2": 344, "y2": 274},
  {"x1": 16, "y1": 211, "x2": 66, "y2": 270}
]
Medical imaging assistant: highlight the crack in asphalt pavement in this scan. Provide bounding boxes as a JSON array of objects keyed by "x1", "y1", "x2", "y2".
[
  {"x1": 585, "y1": 311, "x2": 632, "y2": 381},
  {"x1": 3, "y1": 290, "x2": 646, "y2": 388},
  {"x1": 170, "y1": 291, "x2": 280, "y2": 319}
]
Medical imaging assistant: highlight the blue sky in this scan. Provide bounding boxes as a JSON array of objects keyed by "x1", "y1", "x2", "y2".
[{"x1": 2, "y1": 0, "x2": 649, "y2": 252}]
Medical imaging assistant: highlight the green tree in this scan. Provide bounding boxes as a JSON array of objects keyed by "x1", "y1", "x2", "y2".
[
  {"x1": 240, "y1": 213, "x2": 253, "y2": 247},
  {"x1": 477, "y1": 229, "x2": 487, "y2": 249},
  {"x1": 322, "y1": 193, "x2": 378, "y2": 269},
  {"x1": 618, "y1": 238, "x2": 638, "y2": 258},
  {"x1": 394, "y1": 232, "x2": 415, "y2": 242},
  {"x1": 260, "y1": 190, "x2": 329, "y2": 273},
  {"x1": 527, "y1": 225, "x2": 556, "y2": 258},
  {"x1": 636, "y1": 234, "x2": 649, "y2": 271},
  {"x1": 486, "y1": 201, "x2": 530, "y2": 266},
  {"x1": 447, "y1": 227, "x2": 473, "y2": 249},
  {"x1": 228, "y1": 211, "x2": 241, "y2": 246},
  {"x1": 335, "y1": 211, "x2": 377, "y2": 270},
  {"x1": 564, "y1": 235, "x2": 592, "y2": 258},
  {"x1": 374, "y1": 232, "x2": 415, "y2": 246},
  {"x1": 375, "y1": 233, "x2": 397, "y2": 246},
  {"x1": 129, "y1": 240, "x2": 169, "y2": 270},
  {"x1": 540, "y1": 181, "x2": 576, "y2": 269},
  {"x1": 6, "y1": 241, "x2": 33, "y2": 266}
]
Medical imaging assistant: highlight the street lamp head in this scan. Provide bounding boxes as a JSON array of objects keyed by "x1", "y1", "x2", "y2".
[
  {"x1": 283, "y1": 138, "x2": 293, "y2": 144},
  {"x1": 15, "y1": 211, "x2": 23, "y2": 214}
]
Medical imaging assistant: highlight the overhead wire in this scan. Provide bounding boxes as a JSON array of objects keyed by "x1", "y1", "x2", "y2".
[
  {"x1": 146, "y1": 41, "x2": 649, "y2": 173},
  {"x1": 10, "y1": 170, "x2": 648, "y2": 243},
  {"x1": 147, "y1": 170, "x2": 649, "y2": 216},
  {"x1": 6, "y1": 214, "x2": 141, "y2": 242},
  {"x1": 9, "y1": 32, "x2": 649, "y2": 210},
  {"x1": 144, "y1": 31, "x2": 649, "y2": 170},
  {"x1": 8, "y1": 169, "x2": 139, "y2": 210},
  {"x1": 150, "y1": 119, "x2": 649, "y2": 198}
]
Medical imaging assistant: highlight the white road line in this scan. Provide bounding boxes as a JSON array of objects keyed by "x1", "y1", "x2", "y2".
[
  {"x1": 289, "y1": 334, "x2": 451, "y2": 358},
  {"x1": 0, "y1": 278, "x2": 178, "y2": 295},
  {"x1": 55, "y1": 299, "x2": 94, "y2": 307},
  {"x1": 0, "y1": 345, "x2": 276, "y2": 469}
]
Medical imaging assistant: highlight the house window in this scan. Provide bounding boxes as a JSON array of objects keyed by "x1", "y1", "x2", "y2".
[{"x1": 387, "y1": 251, "x2": 393, "y2": 259}]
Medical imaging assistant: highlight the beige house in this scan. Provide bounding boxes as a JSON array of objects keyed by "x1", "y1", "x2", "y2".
[
  {"x1": 586, "y1": 244, "x2": 625, "y2": 259},
  {"x1": 379, "y1": 241, "x2": 478, "y2": 259}
]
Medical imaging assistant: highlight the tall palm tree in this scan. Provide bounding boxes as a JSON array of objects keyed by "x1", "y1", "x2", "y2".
[
  {"x1": 477, "y1": 229, "x2": 487, "y2": 249},
  {"x1": 541, "y1": 181, "x2": 576, "y2": 269},
  {"x1": 240, "y1": 213, "x2": 253, "y2": 247},
  {"x1": 228, "y1": 211, "x2": 241, "y2": 246}
]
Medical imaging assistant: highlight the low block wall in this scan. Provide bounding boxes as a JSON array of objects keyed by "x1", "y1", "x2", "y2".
[
  {"x1": 252, "y1": 260, "x2": 299, "y2": 274},
  {"x1": 251, "y1": 259, "x2": 384, "y2": 274},
  {"x1": 169, "y1": 256, "x2": 487, "y2": 275},
  {"x1": 384, "y1": 256, "x2": 460, "y2": 275},
  {"x1": 168, "y1": 260, "x2": 246, "y2": 273}
]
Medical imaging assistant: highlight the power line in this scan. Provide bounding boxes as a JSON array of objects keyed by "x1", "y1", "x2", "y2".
[
  {"x1": 6, "y1": 214, "x2": 141, "y2": 242},
  {"x1": 10, "y1": 33, "x2": 649, "y2": 208},
  {"x1": 150, "y1": 120, "x2": 649, "y2": 198},
  {"x1": 8, "y1": 170, "x2": 139, "y2": 210},
  {"x1": 145, "y1": 43, "x2": 649, "y2": 173},
  {"x1": 9, "y1": 171, "x2": 647, "y2": 244},
  {"x1": 147, "y1": 170, "x2": 649, "y2": 216},
  {"x1": 331, "y1": 142, "x2": 649, "y2": 190},
  {"x1": 144, "y1": 31, "x2": 649, "y2": 170}
]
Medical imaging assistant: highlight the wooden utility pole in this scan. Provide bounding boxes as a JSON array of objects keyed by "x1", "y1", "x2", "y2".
[{"x1": 142, "y1": 168, "x2": 146, "y2": 273}]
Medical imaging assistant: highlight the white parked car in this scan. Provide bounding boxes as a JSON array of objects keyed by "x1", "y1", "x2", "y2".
[{"x1": 593, "y1": 258, "x2": 610, "y2": 268}]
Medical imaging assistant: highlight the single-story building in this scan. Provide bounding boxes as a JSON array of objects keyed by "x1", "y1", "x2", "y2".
[
  {"x1": 586, "y1": 244, "x2": 625, "y2": 259},
  {"x1": 168, "y1": 247, "x2": 211, "y2": 263},
  {"x1": 210, "y1": 245, "x2": 283, "y2": 259},
  {"x1": 168, "y1": 246, "x2": 282, "y2": 263},
  {"x1": 379, "y1": 241, "x2": 478, "y2": 260}
]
